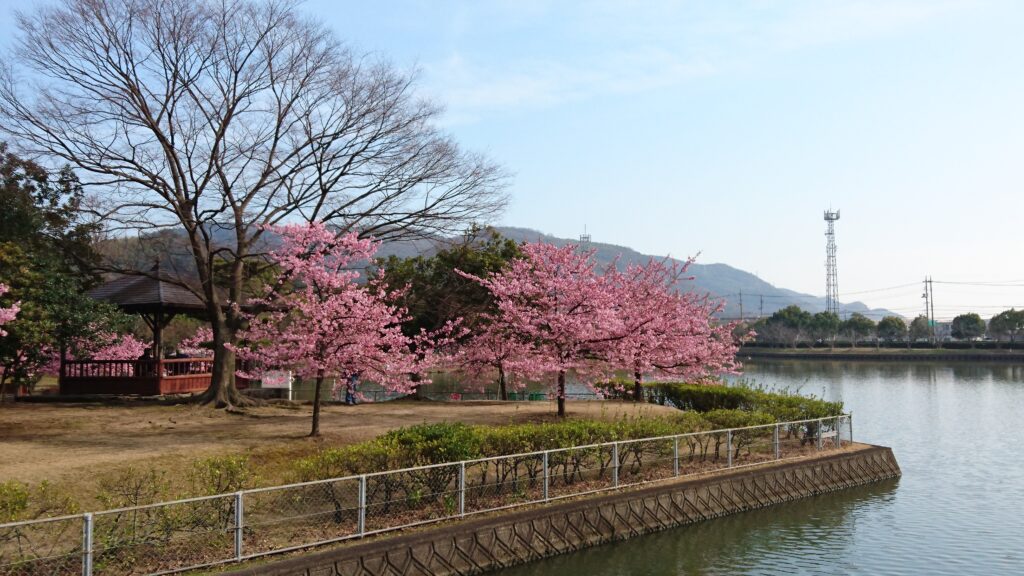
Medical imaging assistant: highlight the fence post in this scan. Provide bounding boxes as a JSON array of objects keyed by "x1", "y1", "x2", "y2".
[
  {"x1": 673, "y1": 436, "x2": 680, "y2": 476},
  {"x1": 234, "y1": 492, "x2": 244, "y2": 560},
  {"x1": 543, "y1": 451, "x2": 549, "y2": 501},
  {"x1": 358, "y1": 475, "x2": 367, "y2": 535},
  {"x1": 848, "y1": 415, "x2": 854, "y2": 444},
  {"x1": 458, "y1": 462, "x2": 466, "y2": 517},
  {"x1": 81, "y1": 512, "x2": 93, "y2": 576},
  {"x1": 726, "y1": 431, "x2": 733, "y2": 467},
  {"x1": 612, "y1": 442, "x2": 619, "y2": 487},
  {"x1": 835, "y1": 416, "x2": 842, "y2": 448},
  {"x1": 816, "y1": 418, "x2": 823, "y2": 451},
  {"x1": 773, "y1": 424, "x2": 780, "y2": 460}
]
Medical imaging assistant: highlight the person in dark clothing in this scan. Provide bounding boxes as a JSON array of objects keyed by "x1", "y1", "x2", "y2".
[{"x1": 344, "y1": 372, "x2": 360, "y2": 405}]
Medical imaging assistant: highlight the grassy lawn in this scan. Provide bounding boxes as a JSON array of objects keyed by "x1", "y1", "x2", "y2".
[{"x1": 0, "y1": 399, "x2": 677, "y2": 506}]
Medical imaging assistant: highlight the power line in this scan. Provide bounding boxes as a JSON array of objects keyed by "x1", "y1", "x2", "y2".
[{"x1": 838, "y1": 281, "x2": 920, "y2": 296}]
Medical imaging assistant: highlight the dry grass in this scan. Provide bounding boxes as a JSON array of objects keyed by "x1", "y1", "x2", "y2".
[{"x1": 0, "y1": 399, "x2": 678, "y2": 502}]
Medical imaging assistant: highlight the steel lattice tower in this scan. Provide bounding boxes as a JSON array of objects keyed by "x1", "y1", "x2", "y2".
[{"x1": 824, "y1": 209, "x2": 840, "y2": 315}]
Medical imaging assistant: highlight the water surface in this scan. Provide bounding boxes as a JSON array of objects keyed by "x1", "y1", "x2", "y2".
[{"x1": 496, "y1": 360, "x2": 1024, "y2": 575}]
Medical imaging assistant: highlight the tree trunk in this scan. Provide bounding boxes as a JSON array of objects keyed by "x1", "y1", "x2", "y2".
[
  {"x1": 311, "y1": 369, "x2": 324, "y2": 437},
  {"x1": 633, "y1": 369, "x2": 643, "y2": 403},
  {"x1": 196, "y1": 319, "x2": 250, "y2": 407},
  {"x1": 557, "y1": 370, "x2": 566, "y2": 417},
  {"x1": 498, "y1": 365, "x2": 507, "y2": 401}
]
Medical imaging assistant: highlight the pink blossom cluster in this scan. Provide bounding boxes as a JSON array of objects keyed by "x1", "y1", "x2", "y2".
[
  {"x1": 39, "y1": 331, "x2": 149, "y2": 375},
  {"x1": 457, "y1": 243, "x2": 741, "y2": 409},
  {"x1": 0, "y1": 283, "x2": 20, "y2": 337},
  {"x1": 232, "y1": 223, "x2": 428, "y2": 397},
  {"x1": 179, "y1": 327, "x2": 214, "y2": 356}
]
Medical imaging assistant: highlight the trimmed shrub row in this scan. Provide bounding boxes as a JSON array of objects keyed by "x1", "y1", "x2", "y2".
[
  {"x1": 296, "y1": 411, "x2": 780, "y2": 482},
  {"x1": 642, "y1": 382, "x2": 843, "y2": 422}
]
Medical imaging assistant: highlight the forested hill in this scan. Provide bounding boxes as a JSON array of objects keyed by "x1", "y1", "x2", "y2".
[
  {"x1": 481, "y1": 227, "x2": 895, "y2": 320},
  {"x1": 100, "y1": 225, "x2": 895, "y2": 320}
]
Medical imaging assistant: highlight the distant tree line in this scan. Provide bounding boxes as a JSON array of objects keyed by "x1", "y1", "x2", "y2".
[{"x1": 741, "y1": 305, "x2": 1024, "y2": 349}]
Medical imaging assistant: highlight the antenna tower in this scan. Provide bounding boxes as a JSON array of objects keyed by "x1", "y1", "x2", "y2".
[
  {"x1": 579, "y1": 226, "x2": 591, "y2": 252},
  {"x1": 824, "y1": 209, "x2": 840, "y2": 315}
]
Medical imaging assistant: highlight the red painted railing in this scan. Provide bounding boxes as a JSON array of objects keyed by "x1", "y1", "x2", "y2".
[{"x1": 62, "y1": 358, "x2": 215, "y2": 379}]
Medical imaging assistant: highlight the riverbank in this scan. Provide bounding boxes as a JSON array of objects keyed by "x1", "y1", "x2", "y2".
[
  {"x1": 219, "y1": 444, "x2": 900, "y2": 576},
  {"x1": 739, "y1": 346, "x2": 1024, "y2": 362}
]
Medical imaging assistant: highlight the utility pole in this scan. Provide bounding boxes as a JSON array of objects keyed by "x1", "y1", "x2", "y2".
[
  {"x1": 739, "y1": 291, "x2": 744, "y2": 321},
  {"x1": 923, "y1": 276, "x2": 936, "y2": 343},
  {"x1": 929, "y1": 276, "x2": 936, "y2": 342},
  {"x1": 824, "y1": 210, "x2": 840, "y2": 315},
  {"x1": 759, "y1": 295, "x2": 764, "y2": 319}
]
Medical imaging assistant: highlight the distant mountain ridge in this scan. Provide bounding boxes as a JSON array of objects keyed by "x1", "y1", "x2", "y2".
[
  {"x1": 476, "y1": 227, "x2": 896, "y2": 320},
  {"x1": 103, "y1": 225, "x2": 896, "y2": 319}
]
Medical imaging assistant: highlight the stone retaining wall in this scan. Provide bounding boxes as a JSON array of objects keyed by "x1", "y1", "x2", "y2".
[{"x1": 224, "y1": 445, "x2": 900, "y2": 576}]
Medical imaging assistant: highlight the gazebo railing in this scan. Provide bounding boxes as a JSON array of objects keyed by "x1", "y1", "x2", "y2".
[{"x1": 62, "y1": 358, "x2": 215, "y2": 379}]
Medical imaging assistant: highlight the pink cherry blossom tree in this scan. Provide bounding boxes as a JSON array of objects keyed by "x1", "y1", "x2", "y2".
[
  {"x1": 89, "y1": 332, "x2": 148, "y2": 362},
  {"x1": 451, "y1": 315, "x2": 536, "y2": 400},
  {"x1": 39, "y1": 331, "x2": 148, "y2": 376},
  {"x1": 608, "y1": 258, "x2": 741, "y2": 401},
  {"x1": 233, "y1": 223, "x2": 423, "y2": 437},
  {"x1": 179, "y1": 327, "x2": 214, "y2": 357},
  {"x1": 0, "y1": 284, "x2": 18, "y2": 337},
  {"x1": 460, "y1": 243, "x2": 624, "y2": 416}
]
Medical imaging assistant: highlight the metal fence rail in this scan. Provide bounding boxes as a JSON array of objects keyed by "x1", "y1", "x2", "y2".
[{"x1": 0, "y1": 415, "x2": 853, "y2": 575}]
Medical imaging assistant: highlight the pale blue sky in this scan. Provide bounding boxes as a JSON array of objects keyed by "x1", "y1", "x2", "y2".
[{"x1": 2, "y1": 1, "x2": 1023, "y2": 318}]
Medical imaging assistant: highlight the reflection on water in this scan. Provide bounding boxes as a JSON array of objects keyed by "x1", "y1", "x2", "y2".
[{"x1": 495, "y1": 360, "x2": 1024, "y2": 575}]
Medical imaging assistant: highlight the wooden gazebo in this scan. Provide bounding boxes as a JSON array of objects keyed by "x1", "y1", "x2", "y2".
[{"x1": 59, "y1": 263, "x2": 215, "y2": 395}]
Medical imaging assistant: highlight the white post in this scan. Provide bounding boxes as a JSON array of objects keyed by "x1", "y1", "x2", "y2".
[
  {"x1": 774, "y1": 424, "x2": 780, "y2": 460},
  {"x1": 358, "y1": 475, "x2": 367, "y2": 535},
  {"x1": 458, "y1": 462, "x2": 466, "y2": 517},
  {"x1": 673, "y1": 436, "x2": 680, "y2": 476},
  {"x1": 234, "y1": 492, "x2": 244, "y2": 560},
  {"x1": 727, "y1": 431, "x2": 733, "y2": 467},
  {"x1": 543, "y1": 451, "x2": 549, "y2": 501},
  {"x1": 612, "y1": 443, "x2": 620, "y2": 487},
  {"x1": 81, "y1": 513, "x2": 93, "y2": 576}
]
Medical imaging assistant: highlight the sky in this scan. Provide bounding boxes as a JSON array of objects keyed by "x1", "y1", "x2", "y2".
[{"x1": 2, "y1": 0, "x2": 1023, "y2": 319}]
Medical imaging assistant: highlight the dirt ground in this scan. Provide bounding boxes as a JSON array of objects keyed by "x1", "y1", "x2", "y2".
[{"x1": 0, "y1": 399, "x2": 678, "y2": 488}]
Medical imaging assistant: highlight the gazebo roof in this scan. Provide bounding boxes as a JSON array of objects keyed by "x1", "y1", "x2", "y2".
[{"x1": 88, "y1": 262, "x2": 207, "y2": 315}]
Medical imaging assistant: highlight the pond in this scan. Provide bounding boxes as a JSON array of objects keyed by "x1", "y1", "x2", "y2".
[{"x1": 496, "y1": 360, "x2": 1024, "y2": 575}]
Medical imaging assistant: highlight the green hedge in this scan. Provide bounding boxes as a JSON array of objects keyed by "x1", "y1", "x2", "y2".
[
  {"x1": 296, "y1": 410, "x2": 787, "y2": 482},
  {"x1": 644, "y1": 382, "x2": 843, "y2": 422}
]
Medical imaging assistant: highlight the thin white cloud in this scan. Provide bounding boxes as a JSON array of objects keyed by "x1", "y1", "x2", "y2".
[{"x1": 422, "y1": 0, "x2": 978, "y2": 124}]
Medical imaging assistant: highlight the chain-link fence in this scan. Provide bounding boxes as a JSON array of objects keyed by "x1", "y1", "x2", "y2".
[{"x1": 0, "y1": 415, "x2": 853, "y2": 575}]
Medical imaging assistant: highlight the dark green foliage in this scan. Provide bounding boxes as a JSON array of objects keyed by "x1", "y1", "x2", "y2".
[
  {"x1": 989, "y1": 309, "x2": 1024, "y2": 343},
  {"x1": 376, "y1": 227, "x2": 522, "y2": 336},
  {"x1": 951, "y1": 313, "x2": 986, "y2": 342},
  {"x1": 841, "y1": 313, "x2": 876, "y2": 346},
  {"x1": 810, "y1": 311, "x2": 841, "y2": 344},
  {"x1": 877, "y1": 316, "x2": 907, "y2": 343},
  {"x1": 644, "y1": 382, "x2": 843, "y2": 422},
  {"x1": 908, "y1": 315, "x2": 931, "y2": 341},
  {"x1": 0, "y1": 145, "x2": 130, "y2": 391},
  {"x1": 0, "y1": 142, "x2": 100, "y2": 275}
]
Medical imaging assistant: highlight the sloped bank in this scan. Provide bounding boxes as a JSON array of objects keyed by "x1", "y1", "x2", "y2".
[{"x1": 222, "y1": 444, "x2": 900, "y2": 576}]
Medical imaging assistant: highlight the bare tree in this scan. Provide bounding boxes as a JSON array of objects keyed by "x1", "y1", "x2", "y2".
[{"x1": 0, "y1": 0, "x2": 507, "y2": 406}]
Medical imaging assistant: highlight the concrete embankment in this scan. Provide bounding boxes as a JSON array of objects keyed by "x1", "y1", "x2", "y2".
[
  {"x1": 223, "y1": 445, "x2": 900, "y2": 576},
  {"x1": 740, "y1": 347, "x2": 1024, "y2": 362}
]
